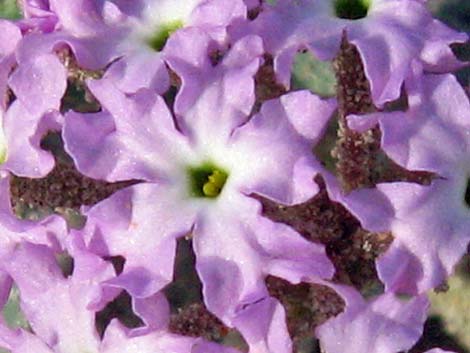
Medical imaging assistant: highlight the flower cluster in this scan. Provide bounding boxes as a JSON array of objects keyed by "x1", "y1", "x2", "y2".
[{"x1": 0, "y1": 0, "x2": 468, "y2": 353}]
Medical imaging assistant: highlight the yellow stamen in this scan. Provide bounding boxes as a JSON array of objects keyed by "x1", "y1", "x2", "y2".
[{"x1": 202, "y1": 170, "x2": 227, "y2": 197}]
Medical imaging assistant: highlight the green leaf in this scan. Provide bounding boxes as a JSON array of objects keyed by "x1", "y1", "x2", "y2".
[
  {"x1": 291, "y1": 52, "x2": 336, "y2": 98},
  {"x1": 0, "y1": 0, "x2": 21, "y2": 19}
]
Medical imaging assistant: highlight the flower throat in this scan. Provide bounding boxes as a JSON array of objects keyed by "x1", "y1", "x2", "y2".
[
  {"x1": 146, "y1": 20, "x2": 183, "y2": 51},
  {"x1": 187, "y1": 162, "x2": 229, "y2": 198},
  {"x1": 334, "y1": 0, "x2": 370, "y2": 20}
]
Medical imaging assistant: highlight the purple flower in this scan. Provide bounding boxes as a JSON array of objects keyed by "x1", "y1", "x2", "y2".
[
  {"x1": 63, "y1": 35, "x2": 336, "y2": 324},
  {"x1": 347, "y1": 67, "x2": 470, "y2": 294},
  {"x1": 4, "y1": 52, "x2": 65, "y2": 175},
  {"x1": 0, "y1": 240, "x2": 117, "y2": 353},
  {"x1": 242, "y1": 0, "x2": 467, "y2": 106},
  {"x1": 232, "y1": 296, "x2": 292, "y2": 353},
  {"x1": 0, "y1": 20, "x2": 21, "y2": 109},
  {"x1": 18, "y1": 0, "x2": 58, "y2": 31},
  {"x1": 0, "y1": 19, "x2": 22, "y2": 166},
  {"x1": 101, "y1": 0, "x2": 246, "y2": 94},
  {"x1": 16, "y1": 0, "x2": 246, "y2": 97},
  {"x1": 0, "y1": 239, "x2": 238, "y2": 353},
  {"x1": 0, "y1": 0, "x2": 234, "y2": 178},
  {"x1": 0, "y1": 104, "x2": 61, "y2": 177},
  {"x1": 316, "y1": 283, "x2": 429, "y2": 353},
  {"x1": 0, "y1": 18, "x2": 64, "y2": 177},
  {"x1": 19, "y1": 0, "x2": 52, "y2": 17}
]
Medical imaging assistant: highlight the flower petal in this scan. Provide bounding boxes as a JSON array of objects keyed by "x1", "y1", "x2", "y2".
[
  {"x1": 194, "y1": 193, "x2": 333, "y2": 321},
  {"x1": 316, "y1": 283, "x2": 429, "y2": 353},
  {"x1": 131, "y1": 293, "x2": 170, "y2": 335},
  {"x1": 233, "y1": 297, "x2": 292, "y2": 353},
  {"x1": 8, "y1": 53, "x2": 66, "y2": 117},
  {"x1": 81, "y1": 183, "x2": 198, "y2": 298},
  {"x1": 102, "y1": 51, "x2": 169, "y2": 95},
  {"x1": 0, "y1": 241, "x2": 116, "y2": 353},
  {"x1": 3, "y1": 104, "x2": 59, "y2": 177},
  {"x1": 228, "y1": 90, "x2": 335, "y2": 205},
  {"x1": 375, "y1": 180, "x2": 470, "y2": 294},
  {"x1": 165, "y1": 29, "x2": 263, "y2": 141},
  {"x1": 64, "y1": 82, "x2": 192, "y2": 182}
]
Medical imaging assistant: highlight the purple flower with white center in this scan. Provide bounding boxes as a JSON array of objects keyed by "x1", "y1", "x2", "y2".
[
  {"x1": 316, "y1": 282, "x2": 429, "y2": 353},
  {"x1": 165, "y1": 29, "x2": 386, "y2": 229},
  {"x1": 100, "y1": 0, "x2": 246, "y2": 94},
  {"x1": 16, "y1": 0, "x2": 246, "y2": 97},
  {"x1": 347, "y1": 67, "x2": 470, "y2": 294},
  {"x1": 241, "y1": 0, "x2": 467, "y2": 106},
  {"x1": 63, "y1": 34, "x2": 336, "y2": 324},
  {"x1": 0, "y1": 239, "x2": 237, "y2": 353}
]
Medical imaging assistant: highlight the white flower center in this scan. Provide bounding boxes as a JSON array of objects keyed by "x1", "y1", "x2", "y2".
[{"x1": 134, "y1": 0, "x2": 200, "y2": 51}]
